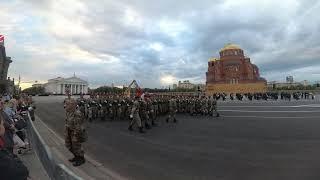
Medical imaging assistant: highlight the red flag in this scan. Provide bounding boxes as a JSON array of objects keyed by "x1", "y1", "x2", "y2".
[
  {"x1": 0, "y1": 35, "x2": 4, "y2": 45},
  {"x1": 136, "y1": 87, "x2": 143, "y2": 97}
]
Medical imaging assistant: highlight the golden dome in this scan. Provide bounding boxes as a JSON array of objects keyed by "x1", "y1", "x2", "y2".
[
  {"x1": 209, "y1": 57, "x2": 219, "y2": 62},
  {"x1": 220, "y1": 43, "x2": 241, "y2": 52}
]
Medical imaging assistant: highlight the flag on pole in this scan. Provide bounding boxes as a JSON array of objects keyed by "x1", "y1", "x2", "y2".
[{"x1": 0, "y1": 35, "x2": 4, "y2": 45}]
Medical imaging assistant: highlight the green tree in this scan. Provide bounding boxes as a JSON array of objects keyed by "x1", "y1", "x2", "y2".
[{"x1": 22, "y1": 86, "x2": 45, "y2": 95}]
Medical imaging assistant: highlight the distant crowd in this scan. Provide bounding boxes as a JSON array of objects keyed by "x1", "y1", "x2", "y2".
[{"x1": 214, "y1": 91, "x2": 315, "y2": 101}]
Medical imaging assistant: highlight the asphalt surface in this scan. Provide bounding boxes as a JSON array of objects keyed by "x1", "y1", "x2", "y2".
[{"x1": 34, "y1": 96, "x2": 320, "y2": 180}]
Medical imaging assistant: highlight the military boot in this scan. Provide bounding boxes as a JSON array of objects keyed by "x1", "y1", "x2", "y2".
[
  {"x1": 166, "y1": 117, "x2": 169, "y2": 123},
  {"x1": 139, "y1": 127, "x2": 146, "y2": 133},
  {"x1": 145, "y1": 123, "x2": 151, "y2": 129},
  {"x1": 152, "y1": 120, "x2": 157, "y2": 126},
  {"x1": 128, "y1": 125, "x2": 133, "y2": 131},
  {"x1": 68, "y1": 156, "x2": 76, "y2": 163},
  {"x1": 73, "y1": 156, "x2": 86, "y2": 167},
  {"x1": 173, "y1": 118, "x2": 177, "y2": 123}
]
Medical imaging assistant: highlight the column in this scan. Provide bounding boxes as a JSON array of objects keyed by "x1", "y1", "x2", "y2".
[
  {"x1": 76, "y1": 85, "x2": 79, "y2": 94},
  {"x1": 62, "y1": 84, "x2": 65, "y2": 94}
]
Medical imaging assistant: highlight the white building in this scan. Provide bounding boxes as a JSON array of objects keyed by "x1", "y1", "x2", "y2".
[
  {"x1": 44, "y1": 75, "x2": 88, "y2": 94},
  {"x1": 267, "y1": 81, "x2": 302, "y2": 89},
  {"x1": 286, "y1": 76, "x2": 294, "y2": 83},
  {"x1": 302, "y1": 80, "x2": 308, "y2": 86},
  {"x1": 32, "y1": 83, "x2": 43, "y2": 88},
  {"x1": 178, "y1": 80, "x2": 194, "y2": 89}
]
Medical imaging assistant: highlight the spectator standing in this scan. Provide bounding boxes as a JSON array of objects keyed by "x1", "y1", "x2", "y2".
[
  {"x1": 0, "y1": 100, "x2": 14, "y2": 153},
  {"x1": 0, "y1": 113, "x2": 29, "y2": 180}
]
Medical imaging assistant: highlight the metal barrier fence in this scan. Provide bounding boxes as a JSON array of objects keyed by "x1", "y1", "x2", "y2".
[{"x1": 25, "y1": 112, "x2": 83, "y2": 180}]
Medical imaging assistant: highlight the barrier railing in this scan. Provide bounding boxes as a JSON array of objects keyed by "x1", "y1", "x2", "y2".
[{"x1": 25, "y1": 112, "x2": 82, "y2": 180}]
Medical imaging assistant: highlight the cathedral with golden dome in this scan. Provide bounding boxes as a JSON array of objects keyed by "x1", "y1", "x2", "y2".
[{"x1": 206, "y1": 43, "x2": 267, "y2": 94}]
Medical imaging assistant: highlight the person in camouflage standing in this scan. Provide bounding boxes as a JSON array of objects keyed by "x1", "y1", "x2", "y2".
[
  {"x1": 166, "y1": 96, "x2": 177, "y2": 123},
  {"x1": 128, "y1": 96, "x2": 145, "y2": 133},
  {"x1": 64, "y1": 95, "x2": 86, "y2": 166}
]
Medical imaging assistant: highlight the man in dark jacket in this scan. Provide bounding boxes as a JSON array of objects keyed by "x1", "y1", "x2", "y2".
[{"x1": 0, "y1": 113, "x2": 29, "y2": 180}]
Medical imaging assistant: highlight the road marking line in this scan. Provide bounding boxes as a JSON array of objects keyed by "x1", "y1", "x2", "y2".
[
  {"x1": 222, "y1": 115, "x2": 319, "y2": 119},
  {"x1": 219, "y1": 105, "x2": 320, "y2": 108},
  {"x1": 219, "y1": 110, "x2": 320, "y2": 112},
  {"x1": 293, "y1": 104, "x2": 320, "y2": 107}
]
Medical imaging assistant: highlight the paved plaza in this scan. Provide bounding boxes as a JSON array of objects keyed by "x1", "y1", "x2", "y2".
[{"x1": 34, "y1": 96, "x2": 320, "y2": 180}]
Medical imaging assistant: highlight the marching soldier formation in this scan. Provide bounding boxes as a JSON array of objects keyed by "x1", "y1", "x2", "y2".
[
  {"x1": 70, "y1": 93, "x2": 221, "y2": 134},
  {"x1": 62, "y1": 90, "x2": 315, "y2": 167},
  {"x1": 65, "y1": 91, "x2": 315, "y2": 138},
  {"x1": 62, "y1": 90, "x2": 316, "y2": 167}
]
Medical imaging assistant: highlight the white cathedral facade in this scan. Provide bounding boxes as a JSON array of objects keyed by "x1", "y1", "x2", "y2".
[{"x1": 44, "y1": 75, "x2": 88, "y2": 94}]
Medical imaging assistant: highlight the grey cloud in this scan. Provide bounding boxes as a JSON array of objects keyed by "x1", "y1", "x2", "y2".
[{"x1": 4, "y1": 0, "x2": 320, "y2": 88}]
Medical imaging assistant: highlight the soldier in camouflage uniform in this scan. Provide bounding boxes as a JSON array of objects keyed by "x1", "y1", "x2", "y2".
[
  {"x1": 195, "y1": 98, "x2": 202, "y2": 115},
  {"x1": 128, "y1": 96, "x2": 145, "y2": 133},
  {"x1": 140, "y1": 97, "x2": 151, "y2": 129},
  {"x1": 125, "y1": 98, "x2": 133, "y2": 121},
  {"x1": 181, "y1": 98, "x2": 187, "y2": 113},
  {"x1": 166, "y1": 96, "x2": 177, "y2": 123},
  {"x1": 152, "y1": 98, "x2": 159, "y2": 120},
  {"x1": 189, "y1": 98, "x2": 195, "y2": 115},
  {"x1": 101, "y1": 99, "x2": 109, "y2": 121},
  {"x1": 208, "y1": 96, "x2": 219, "y2": 117},
  {"x1": 116, "y1": 97, "x2": 122, "y2": 121},
  {"x1": 177, "y1": 98, "x2": 182, "y2": 113},
  {"x1": 120, "y1": 98, "x2": 127, "y2": 120},
  {"x1": 111, "y1": 97, "x2": 119, "y2": 121},
  {"x1": 64, "y1": 96, "x2": 86, "y2": 166},
  {"x1": 146, "y1": 96, "x2": 157, "y2": 126},
  {"x1": 201, "y1": 96, "x2": 209, "y2": 115},
  {"x1": 87, "y1": 100, "x2": 93, "y2": 122}
]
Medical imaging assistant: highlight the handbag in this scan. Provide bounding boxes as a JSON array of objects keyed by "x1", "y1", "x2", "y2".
[{"x1": 14, "y1": 118, "x2": 27, "y2": 130}]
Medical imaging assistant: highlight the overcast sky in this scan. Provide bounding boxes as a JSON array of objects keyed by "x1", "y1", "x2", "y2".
[{"x1": 1, "y1": 0, "x2": 320, "y2": 89}]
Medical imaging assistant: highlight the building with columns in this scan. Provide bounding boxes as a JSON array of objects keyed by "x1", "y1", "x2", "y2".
[{"x1": 43, "y1": 75, "x2": 88, "y2": 95}]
